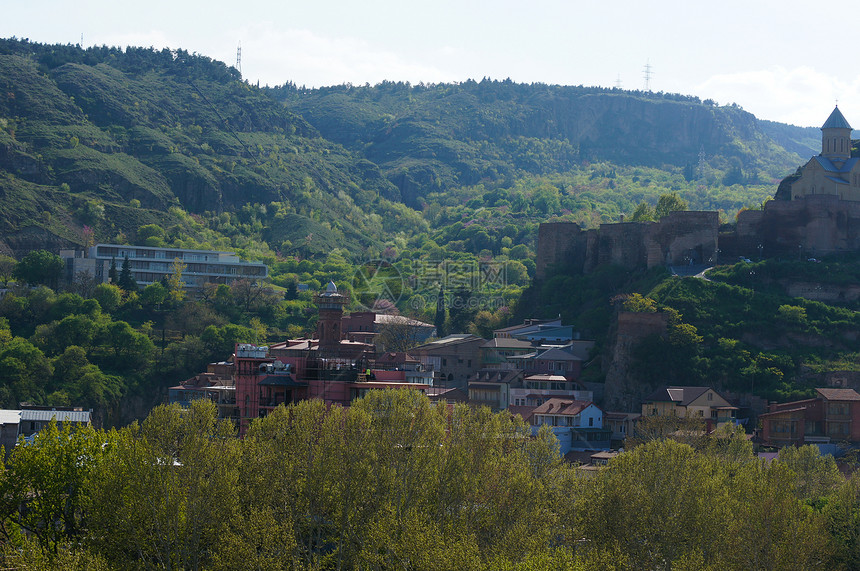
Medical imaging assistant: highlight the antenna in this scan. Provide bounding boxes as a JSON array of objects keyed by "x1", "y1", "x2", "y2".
[
  {"x1": 235, "y1": 41, "x2": 242, "y2": 76},
  {"x1": 643, "y1": 59, "x2": 654, "y2": 91},
  {"x1": 615, "y1": 73, "x2": 622, "y2": 89}
]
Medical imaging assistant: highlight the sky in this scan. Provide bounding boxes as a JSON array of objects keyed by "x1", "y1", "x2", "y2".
[{"x1": 4, "y1": 0, "x2": 860, "y2": 127}]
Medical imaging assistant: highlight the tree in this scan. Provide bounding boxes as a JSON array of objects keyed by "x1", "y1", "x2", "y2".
[
  {"x1": 92, "y1": 283, "x2": 122, "y2": 313},
  {"x1": 108, "y1": 258, "x2": 117, "y2": 284},
  {"x1": 140, "y1": 282, "x2": 168, "y2": 308},
  {"x1": 14, "y1": 250, "x2": 63, "y2": 288},
  {"x1": 628, "y1": 202, "x2": 654, "y2": 222},
  {"x1": 655, "y1": 192, "x2": 688, "y2": 219},
  {"x1": 84, "y1": 402, "x2": 241, "y2": 569},
  {"x1": 118, "y1": 256, "x2": 137, "y2": 292},
  {"x1": 0, "y1": 254, "x2": 16, "y2": 287},
  {"x1": 2, "y1": 421, "x2": 105, "y2": 555},
  {"x1": 167, "y1": 258, "x2": 186, "y2": 303},
  {"x1": 137, "y1": 224, "x2": 167, "y2": 247}
]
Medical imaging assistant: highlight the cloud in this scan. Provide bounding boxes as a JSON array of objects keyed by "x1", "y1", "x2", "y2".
[
  {"x1": 227, "y1": 24, "x2": 454, "y2": 88},
  {"x1": 695, "y1": 66, "x2": 860, "y2": 127}
]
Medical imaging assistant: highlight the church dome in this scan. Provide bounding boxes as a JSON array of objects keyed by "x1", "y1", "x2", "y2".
[
  {"x1": 325, "y1": 280, "x2": 338, "y2": 294},
  {"x1": 822, "y1": 106, "x2": 852, "y2": 130}
]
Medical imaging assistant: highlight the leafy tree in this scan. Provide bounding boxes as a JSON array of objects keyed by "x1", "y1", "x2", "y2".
[
  {"x1": 167, "y1": 258, "x2": 186, "y2": 303},
  {"x1": 2, "y1": 421, "x2": 105, "y2": 555},
  {"x1": 629, "y1": 202, "x2": 655, "y2": 222},
  {"x1": 655, "y1": 192, "x2": 688, "y2": 219},
  {"x1": 13, "y1": 250, "x2": 63, "y2": 288},
  {"x1": 140, "y1": 282, "x2": 168, "y2": 308},
  {"x1": 0, "y1": 254, "x2": 16, "y2": 287},
  {"x1": 92, "y1": 283, "x2": 122, "y2": 313},
  {"x1": 0, "y1": 336, "x2": 53, "y2": 406},
  {"x1": 137, "y1": 224, "x2": 167, "y2": 247}
]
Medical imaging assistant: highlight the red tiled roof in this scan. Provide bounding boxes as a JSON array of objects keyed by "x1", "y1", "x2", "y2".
[
  {"x1": 507, "y1": 405, "x2": 536, "y2": 422},
  {"x1": 758, "y1": 406, "x2": 810, "y2": 418},
  {"x1": 816, "y1": 388, "x2": 860, "y2": 401},
  {"x1": 532, "y1": 398, "x2": 597, "y2": 416}
]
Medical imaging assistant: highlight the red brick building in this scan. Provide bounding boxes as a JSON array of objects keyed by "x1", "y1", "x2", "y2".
[
  {"x1": 759, "y1": 388, "x2": 860, "y2": 447},
  {"x1": 234, "y1": 282, "x2": 429, "y2": 434}
]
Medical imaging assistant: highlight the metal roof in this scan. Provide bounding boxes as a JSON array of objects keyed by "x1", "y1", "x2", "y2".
[
  {"x1": 20, "y1": 409, "x2": 91, "y2": 423},
  {"x1": 0, "y1": 410, "x2": 21, "y2": 425},
  {"x1": 822, "y1": 106, "x2": 852, "y2": 130}
]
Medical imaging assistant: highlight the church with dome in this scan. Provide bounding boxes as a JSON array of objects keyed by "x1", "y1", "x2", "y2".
[
  {"x1": 787, "y1": 106, "x2": 860, "y2": 202},
  {"x1": 537, "y1": 105, "x2": 860, "y2": 279}
]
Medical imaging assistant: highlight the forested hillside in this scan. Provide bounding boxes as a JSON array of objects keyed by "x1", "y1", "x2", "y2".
[
  {"x1": 0, "y1": 37, "x2": 818, "y2": 263},
  {"x1": 2, "y1": 38, "x2": 855, "y2": 419},
  {"x1": 273, "y1": 80, "x2": 816, "y2": 206}
]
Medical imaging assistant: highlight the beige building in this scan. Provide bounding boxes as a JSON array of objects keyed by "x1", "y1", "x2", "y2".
[
  {"x1": 790, "y1": 106, "x2": 860, "y2": 202},
  {"x1": 642, "y1": 386, "x2": 737, "y2": 426}
]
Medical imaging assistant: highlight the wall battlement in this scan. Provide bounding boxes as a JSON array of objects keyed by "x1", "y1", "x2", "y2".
[
  {"x1": 538, "y1": 196, "x2": 860, "y2": 279},
  {"x1": 537, "y1": 211, "x2": 719, "y2": 278}
]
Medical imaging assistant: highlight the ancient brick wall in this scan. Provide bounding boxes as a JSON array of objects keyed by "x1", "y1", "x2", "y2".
[
  {"x1": 646, "y1": 211, "x2": 719, "y2": 267},
  {"x1": 535, "y1": 222, "x2": 581, "y2": 279},
  {"x1": 737, "y1": 195, "x2": 860, "y2": 256}
]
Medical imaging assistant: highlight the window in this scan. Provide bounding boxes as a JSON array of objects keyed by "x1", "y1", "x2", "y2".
[
  {"x1": 707, "y1": 392, "x2": 713, "y2": 401},
  {"x1": 589, "y1": 417, "x2": 594, "y2": 427}
]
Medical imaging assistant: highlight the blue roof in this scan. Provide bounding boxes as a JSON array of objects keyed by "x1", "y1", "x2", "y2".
[
  {"x1": 825, "y1": 175, "x2": 849, "y2": 185},
  {"x1": 822, "y1": 106, "x2": 852, "y2": 130},
  {"x1": 813, "y1": 156, "x2": 859, "y2": 173}
]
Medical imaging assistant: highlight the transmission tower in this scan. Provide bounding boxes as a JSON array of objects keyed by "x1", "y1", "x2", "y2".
[
  {"x1": 698, "y1": 145, "x2": 706, "y2": 177},
  {"x1": 643, "y1": 59, "x2": 654, "y2": 91},
  {"x1": 235, "y1": 41, "x2": 242, "y2": 76},
  {"x1": 615, "y1": 73, "x2": 622, "y2": 89}
]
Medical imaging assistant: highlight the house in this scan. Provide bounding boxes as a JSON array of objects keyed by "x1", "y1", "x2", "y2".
[
  {"x1": 0, "y1": 410, "x2": 20, "y2": 456},
  {"x1": 467, "y1": 369, "x2": 523, "y2": 411},
  {"x1": 410, "y1": 334, "x2": 485, "y2": 389},
  {"x1": 605, "y1": 411, "x2": 641, "y2": 445},
  {"x1": 493, "y1": 318, "x2": 562, "y2": 339},
  {"x1": 509, "y1": 374, "x2": 592, "y2": 407},
  {"x1": 531, "y1": 398, "x2": 610, "y2": 453},
  {"x1": 425, "y1": 386, "x2": 469, "y2": 405},
  {"x1": 642, "y1": 386, "x2": 737, "y2": 430},
  {"x1": 61, "y1": 243, "x2": 268, "y2": 291},
  {"x1": 168, "y1": 363, "x2": 238, "y2": 421},
  {"x1": 480, "y1": 337, "x2": 534, "y2": 370},
  {"x1": 341, "y1": 311, "x2": 436, "y2": 349},
  {"x1": 17, "y1": 407, "x2": 92, "y2": 442},
  {"x1": 759, "y1": 388, "x2": 860, "y2": 447},
  {"x1": 508, "y1": 346, "x2": 583, "y2": 378},
  {"x1": 374, "y1": 352, "x2": 434, "y2": 385}
]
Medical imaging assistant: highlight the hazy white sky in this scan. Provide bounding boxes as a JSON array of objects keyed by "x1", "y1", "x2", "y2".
[{"x1": 4, "y1": 0, "x2": 858, "y2": 127}]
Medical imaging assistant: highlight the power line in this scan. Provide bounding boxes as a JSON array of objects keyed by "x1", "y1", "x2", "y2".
[
  {"x1": 235, "y1": 41, "x2": 242, "y2": 76},
  {"x1": 643, "y1": 59, "x2": 654, "y2": 91}
]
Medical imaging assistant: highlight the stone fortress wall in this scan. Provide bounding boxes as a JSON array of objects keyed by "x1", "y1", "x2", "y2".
[
  {"x1": 537, "y1": 211, "x2": 720, "y2": 278},
  {"x1": 537, "y1": 198, "x2": 860, "y2": 278}
]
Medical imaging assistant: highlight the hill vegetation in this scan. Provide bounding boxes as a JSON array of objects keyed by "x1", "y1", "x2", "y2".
[{"x1": 1, "y1": 37, "x2": 856, "y2": 413}]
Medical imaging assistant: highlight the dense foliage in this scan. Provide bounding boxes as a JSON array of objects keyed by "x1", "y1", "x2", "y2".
[{"x1": 0, "y1": 391, "x2": 856, "y2": 570}]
